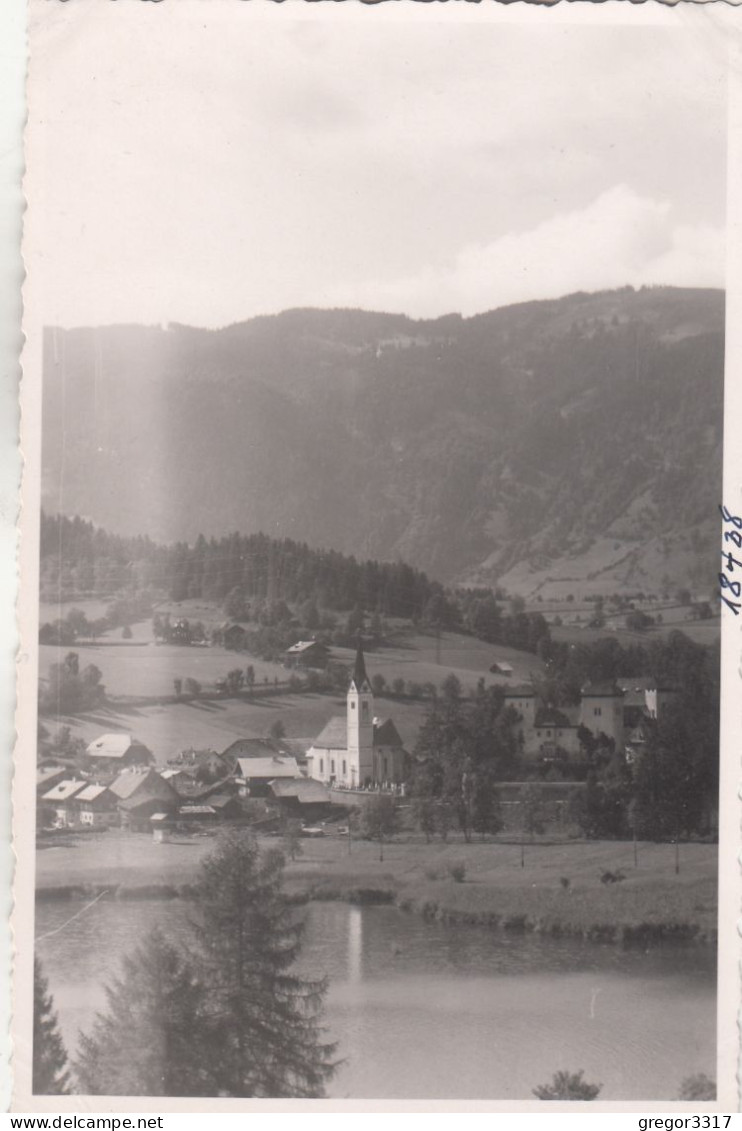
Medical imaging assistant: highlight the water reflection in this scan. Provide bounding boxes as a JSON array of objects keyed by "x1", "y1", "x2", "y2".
[{"x1": 35, "y1": 899, "x2": 716, "y2": 1101}]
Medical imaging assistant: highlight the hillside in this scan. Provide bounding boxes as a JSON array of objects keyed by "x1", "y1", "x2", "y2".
[{"x1": 42, "y1": 286, "x2": 724, "y2": 597}]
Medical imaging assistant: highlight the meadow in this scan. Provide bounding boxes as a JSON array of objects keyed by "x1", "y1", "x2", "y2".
[
  {"x1": 38, "y1": 615, "x2": 545, "y2": 760},
  {"x1": 36, "y1": 830, "x2": 718, "y2": 945}
]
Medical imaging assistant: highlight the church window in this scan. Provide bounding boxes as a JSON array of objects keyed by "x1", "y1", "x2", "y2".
[
  {"x1": 342, "y1": 760, "x2": 347, "y2": 775},
  {"x1": 594, "y1": 707, "x2": 602, "y2": 717},
  {"x1": 319, "y1": 759, "x2": 324, "y2": 774},
  {"x1": 331, "y1": 760, "x2": 335, "y2": 774},
  {"x1": 350, "y1": 702, "x2": 355, "y2": 710},
  {"x1": 361, "y1": 701, "x2": 369, "y2": 720}
]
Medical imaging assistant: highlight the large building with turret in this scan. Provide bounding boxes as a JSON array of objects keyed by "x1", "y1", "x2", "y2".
[
  {"x1": 307, "y1": 642, "x2": 407, "y2": 788},
  {"x1": 504, "y1": 678, "x2": 677, "y2": 764}
]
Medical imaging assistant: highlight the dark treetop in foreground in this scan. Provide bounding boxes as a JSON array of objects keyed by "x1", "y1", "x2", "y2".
[{"x1": 74, "y1": 833, "x2": 336, "y2": 1098}]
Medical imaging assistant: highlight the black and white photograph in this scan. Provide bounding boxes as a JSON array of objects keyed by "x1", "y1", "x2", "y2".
[{"x1": 14, "y1": 0, "x2": 741, "y2": 1110}]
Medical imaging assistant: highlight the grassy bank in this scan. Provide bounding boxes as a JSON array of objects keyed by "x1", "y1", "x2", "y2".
[{"x1": 36, "y1": 832, "x2": 718, "y2": 947}]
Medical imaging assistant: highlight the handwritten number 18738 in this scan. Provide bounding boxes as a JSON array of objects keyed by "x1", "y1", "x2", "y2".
[{"x1": 719, "y1": 505, "x2": 742, "y2": 613}]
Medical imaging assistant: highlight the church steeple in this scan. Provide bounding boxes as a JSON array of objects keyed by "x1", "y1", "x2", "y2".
[
  {"x1": 347, "y1": 637, "x2": 374, "y2": 787},
  {"x1": 349, "y1": 638, "x2": 371, "y2": 694}
]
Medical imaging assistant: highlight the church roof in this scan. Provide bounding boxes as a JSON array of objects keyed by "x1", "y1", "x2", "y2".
[
  {"x1": 373, "y1": 717, "x2": 404, "y2": 748},
  {"x1": 310, "y1": 717, "x2": 348, "y2": 750},
  {"x1": 310, "y1": 715, "x2": 405, "y2": 751},
  {"x1": 350, "y1": 640, "x2": 370, "y2": 690}
]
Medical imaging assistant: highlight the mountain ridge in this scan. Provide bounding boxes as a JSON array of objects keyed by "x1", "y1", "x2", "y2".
[{"x1": 42, "y1": 285, "x2": 724, "y2": 597}]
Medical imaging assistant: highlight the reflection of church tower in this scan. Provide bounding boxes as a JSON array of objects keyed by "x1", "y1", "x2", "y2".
[{"x1": 347, "y1": 640, "x2": 374, "y2": 788}]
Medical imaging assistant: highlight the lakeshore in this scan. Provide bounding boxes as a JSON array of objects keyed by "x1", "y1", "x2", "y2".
[{"x1": 36, "y1": 830, "x2": 718, "y2": 946}]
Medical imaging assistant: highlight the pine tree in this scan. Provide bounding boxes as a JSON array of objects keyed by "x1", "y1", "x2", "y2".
[
  {"x1": 192, "y1": 831, "x2": 336, "y2": 1098},
  {"x1": 33, "y1": 959, "x2": 70, "y2": 1095},
  {"x1": 74, "y1": 928, "x2": 207, "y2": 1096}
]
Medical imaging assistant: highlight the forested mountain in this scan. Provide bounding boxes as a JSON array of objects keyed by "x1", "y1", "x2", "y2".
[{"x1": 42, "y1": 286, "x2": 724, "y2": 596}]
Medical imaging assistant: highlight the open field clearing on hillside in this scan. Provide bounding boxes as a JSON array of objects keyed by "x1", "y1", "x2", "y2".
[
  {"x1": 38, "y1": 635, "x2": 288, "y2": 699},
  {"x1": 46, "y1": 690, "x2": 431, "y2": 761},
  {"x1": 336, "y1": 631, "x2": 544, "y2": 690},
  {"x1": 39, "y1": 625, "x2": 543, "y2": 705},
  {"x1": 550, "y1": 621, "x2": 720, "y2": 648}
]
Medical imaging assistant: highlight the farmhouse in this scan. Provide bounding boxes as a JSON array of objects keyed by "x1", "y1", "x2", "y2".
[
  {"x1": 285, "y1": 639, "x2": 330, "y2": 669},
  {"x1": 221, "y1": 737, "x2": 280, "y2": 765},
  {"x1": 85, "y1": 733, "x2": 153, "y2": 773},
  {"x1": 307, "y1": 641, "x2": 407, "y2": 788},
  {"x1": 72, "y1": 783, "x2": 119, "y2": 828},
  {"x1": 222, "y1": 623, "x2": 248, "y2": 651},
  {"x1": 40, "y1": 779, "x2": 87, "y2": 828},
  {"x1": 235, "y1": 755, "x2": 302, "y2": 797},
  {"x1": 109, "y1": 767, "x2": 179, "y2": 830}
]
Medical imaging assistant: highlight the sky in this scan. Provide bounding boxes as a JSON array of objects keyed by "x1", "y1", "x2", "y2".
[{"x1": 26, "y1": 2, "x2": 729, "y2": 328}]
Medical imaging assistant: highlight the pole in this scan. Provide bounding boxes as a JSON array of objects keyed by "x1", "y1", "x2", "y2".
[
  {"x1": 633, "y1": 828, "x2": 638, "y2": 869},
  {"x1": 675, "y1": 837, "x2": 679, "y2": 875},
  {"x1": 521, "y1": 840, "x2": 525, "y2": 868}
]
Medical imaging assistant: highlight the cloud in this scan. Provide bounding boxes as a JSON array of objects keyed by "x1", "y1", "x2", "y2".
[{"x1": 322, "y1": 186, "x2": 725, "y2": 318}]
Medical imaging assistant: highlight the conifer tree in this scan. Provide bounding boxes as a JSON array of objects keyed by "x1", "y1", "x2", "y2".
[
  {"x1": 192, "y1": 831, "x2": 337, "y2": 1098},
  {"x1": 33, "y1": 959, "x2": 70, "y2": 1095},
  {"x1": 74, "y1": 928, "x2": 206, "y2": 1096}
]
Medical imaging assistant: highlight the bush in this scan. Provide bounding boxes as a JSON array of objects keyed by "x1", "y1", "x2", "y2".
[
  {"x1": 447, "y1": 861, "x2": 466, "y2": 883},
  {"x1": 533, "y1": 1070, "x2": 601, "y2": 1101},
  {"x1": 678, "y1": 1074, "x2": 715, "y2": 1101}
]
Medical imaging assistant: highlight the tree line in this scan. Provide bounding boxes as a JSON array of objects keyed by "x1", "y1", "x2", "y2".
[{"x1": 39, "y1": 512, "x2": 553, "y2": 657}]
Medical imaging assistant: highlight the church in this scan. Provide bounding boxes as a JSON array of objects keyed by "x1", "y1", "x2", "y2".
[{"x1": 306, "y1": 641, "x2": 407, "y2": 789}]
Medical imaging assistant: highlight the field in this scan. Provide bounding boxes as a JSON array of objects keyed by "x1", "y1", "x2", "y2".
[
  {"x1": 38, "y1": 617, "x2": 545, "y2": 760},
  {"x1": 45, "y1": 692, "x2": 432, "y2": 763},
  {"x1": 36, "y1": 830, "x2": 718, "y2": 944}
]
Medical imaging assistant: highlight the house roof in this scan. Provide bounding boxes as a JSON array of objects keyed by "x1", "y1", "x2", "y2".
[
  {"x1": 86, "y1": 733, "x2": 152, "y2": 761},
  {"x1": 37, "y1": 766, "x2": 68, "y2": 788},
  {"x1": 206, "y1": 793, "x2": 240, "y2": 810},
  {"x1": 286, "y1": 640, "x2": 328, "y2": 655},
  {"x1": 178, "y1": 804, "x2": 217, "y2": 816},
  {"x1": 236, "y1": 756, "x2": 301, "y2": 780},
  {"x1": 490, "y1": 661, "x2": 514, "y2": 674},
  {"x1": 502, "y1": 684, "x2": 537, "y2": 698},
  {"x1": 74, "y1": 784, "x2": 113, "y2": 804},
  {"x1": 42, "y1": 779, "x2": 86, "y2": 803},
  {"x1": 269, "y1": 778, "x2": 330, "y2": 803},
  {"x1": 222, "y1": 738, "x2": 278, "y2": 760},
  {"x1": 310, "y1": 717, "x2": 347, "y2": 750},
  {"x1": 119, "y1": 794, "x2": 177, "y2": 812},
  {"x1": 109, "y1": 768, "x2": 176, "y2": 801},
  {"x1": 373, "y1": 717, "x2": 404, "y2": 748},
  {"x1": 581, "y1": 682, "x2": 624, "y2": 698}
]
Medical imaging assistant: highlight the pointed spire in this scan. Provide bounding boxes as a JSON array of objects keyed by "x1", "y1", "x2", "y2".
[{"x1": 350, "y1": 637, "x2": 369, "y2": 691}]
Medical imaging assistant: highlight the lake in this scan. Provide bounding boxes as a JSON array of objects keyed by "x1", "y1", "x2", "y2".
[{"x1": 35, "y1": 899, "x2": 716, "y2": 1100}]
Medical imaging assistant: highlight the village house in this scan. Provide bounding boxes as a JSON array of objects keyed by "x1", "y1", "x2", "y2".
[
  {"x1": 40, "y1": 779, "x2": 87, "y2": 828},
  {"x1": 221, "y1": 623, "x2": 248, "y2": 651},
  {"x1": 221, "y1": 737, "x2": 281, "y2": 766},
  {"x1": 269, "y1": 778, "x2": 332, "y2": 822},
  {"x1": 109, "y1": 767, "x2": 179, "y2": 830},
  {"x1": 284, "y1": 639, "x2": 330, "y2": 670},
  {"x1": 85, "y1": 733, "x2": 154, "y2": 774},
  {"x1": 72, "y1": 783, "x2": 119, "y2": 828},
  {"x1": 36, "y1": 765, "x2": 69, "y2": 798},
  {"x1": 235, "y1": 755, "x2": 302, "y2": 797},
  {"x1": 307, "y1": 641, "x2": 407, "y2": 788}
]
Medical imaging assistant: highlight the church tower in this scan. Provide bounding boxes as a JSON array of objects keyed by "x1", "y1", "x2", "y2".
[{"x1": 347, "y1": 640, "x2": 374, "y2": 787}]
